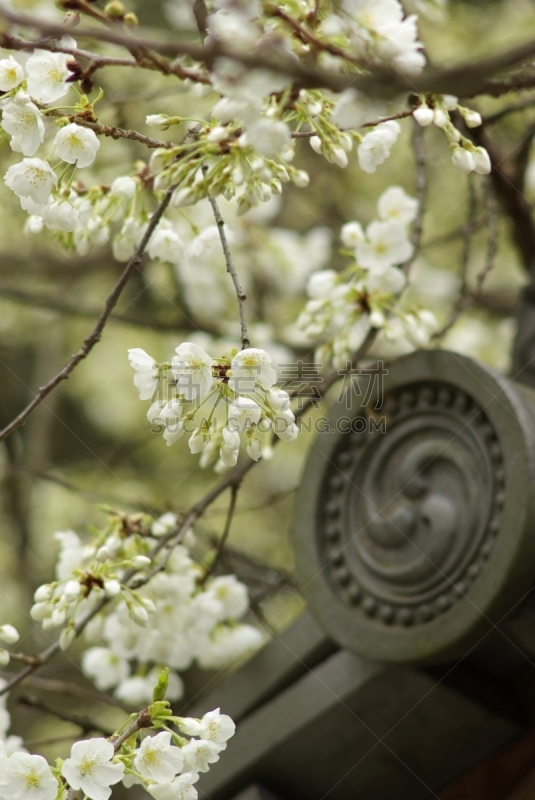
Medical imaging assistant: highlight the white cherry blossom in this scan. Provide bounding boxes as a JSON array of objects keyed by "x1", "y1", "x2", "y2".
[
  {"x1": 228, "y1": 348, "x2": 277, "y2": 394},
  {"x1": 358, "y1": 121, "x2": 400, "y2": 174},
  {"x1": 148, "y1": 227, "x2": 184, "y2": 263},
  {"x1": 26, "y1": 49, "x2": 72, "y2": 103},
  {"x1": 181, "y1": 738, "x2": 223, "y2": 773},
  {"x1": 134, "y1": 732, "x2": 184, "y2": 783},
  {"x1": 341, "y1": 221, "x2": 365, "y2": 249},
  {"x1": 242, "y1": 119, "x2": 291, "y2": 158},
  {"x1": 207, "y1": 575, "x2": 249, "y2": 620},
  {"x1": 61, "y1": 738, "x2": 124, "y2": 800},
  {"x1": 1, "y1": 752, "x2": 58, "y2": 800},
  {"x1": 148, "y1": 772, "x2": 199, "y2": 800},
  {"x1": 0, "y1": 56, "x2": 24, "y2": 92},
  {"x1": 172, "y1": 343, "x2": 213, "y2": 402},
  {"x1": 357, "y1": 220, "x2": 413, "y2": 272},
  {"x1": 4, "y1": 158, "x2": 57, "y2": 204},
  {"x1": 54, "y1": 123, "x2": 100, "y2": 168},
  {"x1": 81, "y1": 647, "x2": 130, "y2": 690},
  {"x1": 377, "y1": 186, "x2": 418, "y2": 226},
  {"x1": 179, "y1": 708, "x2": 236, "y2": 744},
  {"x1": 227, "y1": 396, "x2": 261, "y2": 431},
  {"x1": 43, "y1": 198, "x2": 79, "y2": 232},
  {"x1": 110, "y1": 176, "x2": 138, "y2": 198},
  {"x1": 1, "y1": 97, "x2": 45, "y2": 156},
  {"x1": 128, "y1": 348, "x2": 159, "y2": 401},
  {"x1": 220, "y1": 426, "x2": 240, "y2": 467}
]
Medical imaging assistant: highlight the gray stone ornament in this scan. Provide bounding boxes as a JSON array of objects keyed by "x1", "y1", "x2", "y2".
[{"x1": 294, "y1": 349, "x2": 535, "y2": 664}]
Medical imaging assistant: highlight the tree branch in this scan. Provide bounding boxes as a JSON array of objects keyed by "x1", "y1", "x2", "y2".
[
  {"x1": 45, "y1": 110, "x2": 175, "y2": 150},
  {"x1": 207, "y1": 189, "x2": 250, "y2": 349},
  {"x1": 19, "y1": 695, "x2": 115, "y2": 736},
  {"x1": 470, "y1": 124, "x2": 535, "y2": 276},
  {"x1": 3, "y1": 6, "x2": 535, "y2": 99},
  {"x1": 200, "y1": 483, "x2": 240, "y2": 585}
]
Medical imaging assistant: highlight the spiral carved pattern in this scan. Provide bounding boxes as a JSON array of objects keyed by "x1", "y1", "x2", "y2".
[{"x1": 320, "y1": 382, "x2": 505, "y2": 627}]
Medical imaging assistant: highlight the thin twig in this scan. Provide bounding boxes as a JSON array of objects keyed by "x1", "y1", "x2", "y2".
[
  {"x1": 207, "y1": 188, "x2": 250, "y2": 349},
  {"x1": 0, "y1": 183, "x2": 177, "y2": 445},
  {"x1": 402, "y1": 118, "x2": 426, "y2": 274},
  {"x1": 473, "y1": 178, "x2": 499, "y2": 297},
  {"x1": 19, "y1": 695, "x2": 115, "y2": 736},
  {"x1": 291, "y1": 110, "x2": 414, "y2": 138},
  {"x1": 45, "y1": 110, "x2": 175, "y2": 150},
  {"x1": 200, "y1": 483, "x2": 240, "y2": 585},
  {"x1": 0, "y1": 33, "x2": 210, "y2": 84},
  {"x1": 483, "y1": 96, "x2": 535, "y2": 125}
]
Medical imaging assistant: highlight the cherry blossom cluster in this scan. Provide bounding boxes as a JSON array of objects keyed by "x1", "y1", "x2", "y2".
[
  {"x1": 0, "y1": 683, "x2": 236, "y2": 800},
  {"x1": 298, "y1": 186, "x2": 437, "y2": 368},
  {"x1": 27, "y1": 511, "x2": 263, "y2": 707},
  {"x1": 128, "y1": 344, "x2": 298, "y2": 470},
  {"x1": 413, "y1": 94, "x2": 491, "y2": 175}
]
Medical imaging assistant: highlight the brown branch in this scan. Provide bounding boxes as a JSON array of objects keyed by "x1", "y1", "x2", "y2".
[
  {"x1": 470, "y1": 124, "x2": 535, "y2": 276},
  {"x1": 45, "y1": 110, "x2": 175, "y2": 150},
  {"x1": 19, "y1": 695, "x2": 115, "y2": 736},
  {"x1": 474, "y1": 177, "x2": 499, "y2": 298},
  {"x1": 207, "y1": 188, "x2": 250, "y2": 349},
  {"x1": 402, "y1": 118, "x2": 426, "y2": 274},
  {"x1": 0, "y1": 32, "x2": 210, "y2": 84},
  {"x1": 0, "y1": 183, "x2": 177, "y2": 446},
  {"x1": 271, "y1": 7, "x2": 365, "y2": 67},
  {"x1": 291, "y1": 110, "x2": 414, "y2": 139},
  {"x1": 483, "y1": 96, "x2": 535, "y2": 125},
  {"x1": 200, "y1": 483, "x2": 240, "y2": 586},
  {"x1": 4, "y1": 6, "x2": 535, "y2": 99}
]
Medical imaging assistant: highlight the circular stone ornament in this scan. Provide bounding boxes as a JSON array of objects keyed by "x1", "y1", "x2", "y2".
[{"x1": 293, "y1": 350, "x2": 535, "y2": 664}]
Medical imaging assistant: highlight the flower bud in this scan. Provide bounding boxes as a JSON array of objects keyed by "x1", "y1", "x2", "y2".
[
  {"x1": 433, "y1": 108, "x2": 449, "y2": 129},
  {"x1": 413, "y1": 105, "x2": 434, "y2": 126},
  {"x1": 59, "y1": 627, "x2": 76, "y2": 651},
  {"x1": 124, "y1": 12, "x2": 139, "y2": 26},
  {"x1": 0, "y1": 650, "x2": 9, "y2": 666},
  {"x1": 463, "y1": 109, "x2": 482, "y2": 128},
  {"x1": 129, "y1": 605, "x2": 149, "y2": 626},
  {"x1": 309, "y1": 135, "x2": 322, "y2": 154},
  {"x1": 451, "y1": 146, "x2": 475, "y2": 174},
  {"x1": 141, "y1": 597, "x2": 156, "y2": 613},
  {"x1": 31, "y1": 602, "x2": 53, "y2": 621},
  {"x1": 473, "y1": 147, "x2": 491, "y2": 175},
  {"x1": 207, "y1": 126, "x2": 228, "y2": 143},
  {"x1": 34, "y1": 584, "x2": 53, "y2": 603},
  {"x1": 293, "y1": 170, "x2": 309, "y2": 188},
  {"x1": 146, "y1": 114, "x2": 171, "y2": 131},
  {"x1": 330, "y1": 147, "x2": 348, "y2": 168},
  {"x1": 132, "y1": 555, "x2": 151, "y2": 569},
  {"x1": 442, "y1": 94, "x2": 458, "y2": 110},
  {"x1": 96, "y1": 546, "x2": 111, "y2": 562},
  {"x1": 105, "y1": 1, "x2": 125, "y2": 18},
  {"x1": 63, "y1": 580, "x2": 81, "y2": 602},
  {"x1": 0, "y1": 625, "x2": 19, "y2": 645},
  {"x1": 104, "y1": 579, "x2": 122, "y2": 598}
]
